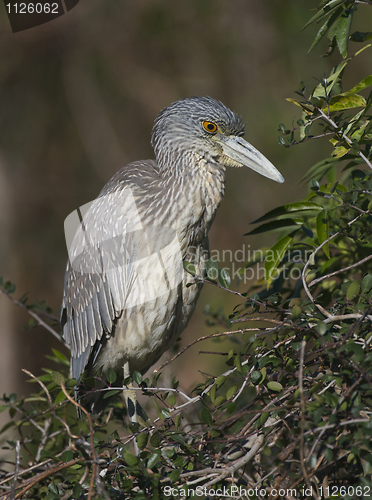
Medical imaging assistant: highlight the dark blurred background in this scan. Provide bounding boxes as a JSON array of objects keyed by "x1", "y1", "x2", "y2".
[{"x1": 0, "y1": 0, "x2": 371, "y2": 412}]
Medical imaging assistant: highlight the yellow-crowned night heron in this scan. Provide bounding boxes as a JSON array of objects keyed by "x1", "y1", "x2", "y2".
[{"x1": 61, "y1": 96, "x2": 284, "y2": 417}]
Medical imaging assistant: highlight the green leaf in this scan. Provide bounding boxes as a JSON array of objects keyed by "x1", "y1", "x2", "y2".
[
  {"x1": 336, "y1": 8, "x2": 353, "y2": 58},
  {"x1": 106, "y1": 368, "x2": 117, "y2": 384},
  {"x1": 136, "y1": 432, "x2": 148, "y2": 450},
  {"x1": 350, "y1": 31, "x2": 372, "y2": 43},
  {"x1": 183, "y1": 261, "x2": 196, "y2": 275},
  {"x1": 251, "y1": 202, "x2": 324, "y2": 224},
  {"x1": 264, "y1": 234, "x2": 293, "y2": 289},
  {"x1": 351, "y1": 120, "x2": 369, "y2": 143},
  {"x1": 51, "y1": 371, "x2": 65, "y2": 386},
  {"x1": 343, "y1": 75, "x2": 372, "y2": 95},
  {"x1": 61, "y1": 450, "x2": 74, "y2": 462},
  {"x1": 103, "y1": 389, "x2": 121, "y2": 399},
  {"x1": 216, "y1": 375, "x2": 226, "y2": 389},
  {"x1": 51, "y1": 349, "x2": 70, "y2": 366},
  {"x1": 123, "y1": 452, "x2": 139, "y2": 466},
  {"x1": 285, "y1": 98, "x2": 314, "y2": 113},
  {"x1": 201, "y1": 407, "x2": 213, "y2": 426},
  {"x1": 162, "y1": 408, "x2": 171, "y2": 419},
  {"x1": 328, "y1": 94, "x2": 366, "y2": 112},
  {"x1": 209, "y1": 384, "x2": 216, "y2": 403},
  {"x1": 316, "y1": 211, "x2": 330, "y2": 258},
  {"x1": 73, "y1": 484, "x2": 82, "y2": 498},
  {"x1": 235, "y1": 352, "x2": 243, "y2": 374},
  {"x1": 214, "y1": 396, "x2": 226, "y2": 406},
  {"x1": 300, "y1": 156, "x2": 347, "y2": 183},
  {"x1": 3, "y1": 281, "x2": 16, "y2": 294},
  {"x1": 312, "y1": 61, "x2": 347, "y2": 100},
  {"x1": 0, "y1": 420, "x2": 16, "y2": 435},
  {"x1": 226, "y1": 385, "x2": 238, "y2": 400},
  {"x1": 133, "y1": 371, "x2": 142, "y2": 385},
  {"x1": 307, "y1": 6, "x2": 343, "y2": 54},
  {"x1": 147, "y1": 451, "x2": 160, "y2": 469},
  {"x1": 292, "y1": 341, "x2": 303, "y2": 351},
  {"x1": 226, "y1": 402, "x2": 237, "y2": 414},
  {"x1": 218, "y1": 268, "x2": 231, "y2": 288},
  {"x1": 168, "y1": 393, "x2": 176, "y2": 407},
  {"x1": 292, "y1": 305, "x2": 302, "y2": 321},
  {"x1": 227, "y1": 349, "x2": 235, "y2": 360},
  {"x1": 206, "y1": 258, "x2": 218, "y2": 281},
  {"x1": 245, "y1": 218, "x2": 303, "y2": 236},
  {"x1": 361, "y1": 274, "x2": 372, "y2": 293},
  {"x1": 150, "y1": 431, "x2": 162, "y2": 447},
  {"x1": 267, "y1": 381, "x2": 283, "y2": 392},
  {"x1": 343, "y1": 342, "x2": 365, "y2": 363},
  {"x1": 317, "y1": 322, "x2": 327, "y2": 335},
  {"x1": 169, "y1": 468, "x2": 181, "y2": 482},
  {"x1": 332, "y1": 145, "x2": 350, "y2": 158},
  {"x1": 54, "y1": 390, "x2": 66, "y2": 405},
  {"x1": 251, "y1": 370, "x2": 262, "y2": 385},
  {"x1": 302, "y1": 0, "x2": 345, "y2": 31},
  {"x1": 346, "y1": 281, "x2": 360, "y2": 300}
]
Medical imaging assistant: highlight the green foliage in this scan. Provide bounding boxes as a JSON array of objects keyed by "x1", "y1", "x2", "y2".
[{"x1": 1, "y1": 1, "x2": 372, "y2": 497}]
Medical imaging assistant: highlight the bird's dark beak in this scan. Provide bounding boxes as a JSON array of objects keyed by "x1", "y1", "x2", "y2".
[{"x1": 216, "y1": 135, "x2": 284, "y2": 183}]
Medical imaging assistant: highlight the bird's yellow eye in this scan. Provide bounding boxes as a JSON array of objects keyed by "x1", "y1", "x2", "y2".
[{"x1": 203, "y1": 121, "x2": 218, "y2": 133}]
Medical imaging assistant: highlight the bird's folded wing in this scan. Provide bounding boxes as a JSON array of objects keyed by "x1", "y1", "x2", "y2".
[{"x1": 61, "y1": 187, "x2": 140, "y2": 380}]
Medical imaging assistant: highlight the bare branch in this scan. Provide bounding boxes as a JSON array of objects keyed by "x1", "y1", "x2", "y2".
[
  {"x1": 309, "y1": 253, "x2": 372, "y2": 288},
  {"x1": 0, "y1": 284, "x2": 66, "y2": 347},
  {"x1": 299, "y1": 340, "x2": 311, "y2": 493}
]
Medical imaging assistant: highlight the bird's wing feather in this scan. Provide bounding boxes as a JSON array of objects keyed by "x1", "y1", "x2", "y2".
[{"x1": 61, "y1": 161, "x2": 161, "y2": 381}]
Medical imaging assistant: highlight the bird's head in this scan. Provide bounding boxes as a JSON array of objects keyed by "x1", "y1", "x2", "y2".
[{"x1": 151, "y1": 96, "x2": 284, "y2": 183}]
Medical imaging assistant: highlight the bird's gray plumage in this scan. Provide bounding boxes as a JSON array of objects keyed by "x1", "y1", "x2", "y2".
[{"x1": 61, "y1": 96, "x2": 283, "y2": 406}]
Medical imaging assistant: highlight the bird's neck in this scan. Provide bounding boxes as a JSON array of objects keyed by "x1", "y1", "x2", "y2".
[{"x1": 158, "y1": 151, "x2": 226, "y2": 247}]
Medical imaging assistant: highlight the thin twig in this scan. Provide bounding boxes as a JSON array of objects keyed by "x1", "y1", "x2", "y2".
[
  {"x1": 155, "y1": 327, "x2": 274, "y2": 372},
  {"x1": 60, "y1": 381, "x2": 110, "y2": 500},
  {"x1": 323, "y1": 313, "x2": 372, "y2": 323},
  {"x1": 302, "y1": 212, "x2": 366, "y2": 318},
  {"x1": 3, "y1": 457, "x2": 85, "y2": 499},
  {"x1": 237, "y1": 384, "x2": 297, "y2": 438},
  {"x1": 192, "y1": 275, "x2": 257, "y2": 300},
  {"x1": 22, "y1": 369, "x2": 79, "y2": 446},
  {"x1": 316, "y1": 107, "x2": 372, "y2": 170},
  {"x1": 202, "y1": 435, "x2": 264, "y2": 489},
  {"x1": 0, "y1": 284, "x2": 66, "y2": 347},
  {"x1": 96, "y1": 385, "x2": 194, "y2": 402},
  {"x1": 0, "y1": 458, "x2": 54, "y2": 487},
  {"x1": 299, "y1": 340, "x2": 310, "y2": 490},
  {"x1": 307, "y1": 375, "x2": 363, "y2": 460},
  {"x1": 150, "y1": 335, "x2": 296, "y2": 433},
  {"x1": 309, "y1": 253, "x2": 372, "y2": 288},
  {"x1": 9, "y1": 442, "x2": 20, "y2": 500},
  {"x1": 230, "y1": 316, "x2": 292, "y2": 326},
  {"x1": 305, "y1": 417, "x2": 370, "y2": 435}
]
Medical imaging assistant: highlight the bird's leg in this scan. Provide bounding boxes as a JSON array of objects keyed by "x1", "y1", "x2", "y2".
[{"x1": 123, "y1": 362, "x2": 139, "y2": 455}]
